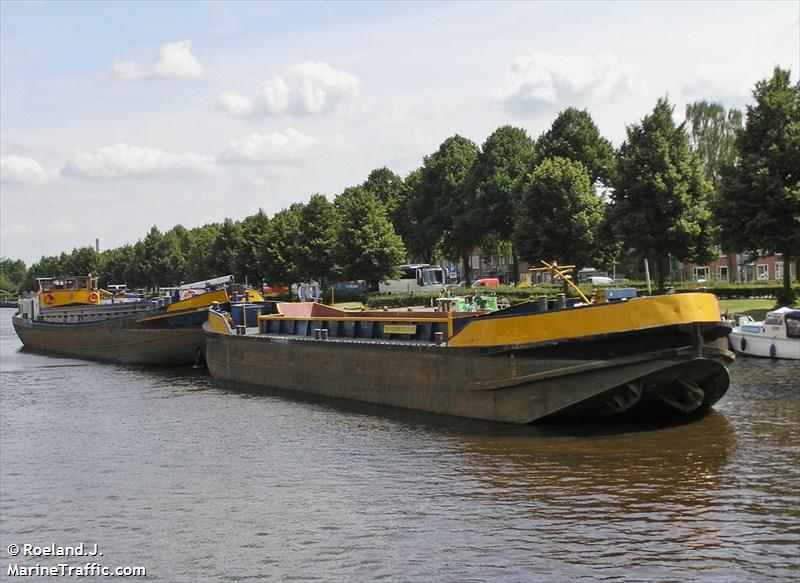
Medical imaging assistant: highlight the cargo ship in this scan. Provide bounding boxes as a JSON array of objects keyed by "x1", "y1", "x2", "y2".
[
  {"x1": 203, "y1": 291, "x2": 734, "y2": 424},
  {"x1": 13, "y1": 275, "x2": 262, "y2": 365}
]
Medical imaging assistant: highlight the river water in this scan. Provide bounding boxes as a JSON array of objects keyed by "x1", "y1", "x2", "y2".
[{"x1": 1, "y1": 307, "x2": 798, "y2": 582}]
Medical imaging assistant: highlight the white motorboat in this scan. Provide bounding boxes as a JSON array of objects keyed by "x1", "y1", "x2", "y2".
[{"x1": 728, "y1": 307, "x2": 800, "y2": 360}]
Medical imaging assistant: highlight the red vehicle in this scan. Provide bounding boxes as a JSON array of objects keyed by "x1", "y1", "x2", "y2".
[
  {"x1": 262, "y1": 284, "x2": 291, "y2": 297},
  {"x1": 472, "y1": 278, "x2": 500, "y2": 287}
]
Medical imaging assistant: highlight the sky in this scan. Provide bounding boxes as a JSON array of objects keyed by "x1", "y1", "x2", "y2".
[{"x1": 1, "y1": 0, "x2": 798, "y2": 265}]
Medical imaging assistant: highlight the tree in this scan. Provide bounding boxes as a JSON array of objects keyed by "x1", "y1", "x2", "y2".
[
  {"x1": 239, "y1": 210, "x2": 271, "y2": 286},
  {"x1": 362, "y1": 167, "x2": 407, "y2": 227},
  {"x1": 685, "y1": 101, "x2": 743, "y2": 186},
  {"x1": 611, "y1": 98, "x2": 714, "y2": 292},
  {"x1": 184, "y1": 223, "x2": 221, "y2": 282},
  {"x1": 23, "y1": 255, "x2": 65, "y2": 291},
  {"x1": 414, "y1": 135, "x2": 480, "y2": 281},
  {"x1": 333, "y1": 186, "x2": 406, "y2": 283},
  {"x1": 292, "y1": 194, "x2": 339, "y2": 286},
  {"x1": 0, "y1": 257, "x2": 27, "y2": 296},
  {"x1": 396, "y1": 168, "x2": 428, "y2": 261},
  {"x1": 208, "y1": 219, "x2": 245, "y2": 281},
  {"x1": 471, "y1": 125, "x2": 536, "y2": 282},
  {"x1": 260, "y1": 204, "x2": 302, "y2": 286},
  {"x1": 515, "y1": 157, "x2": 604, "y2": 273},
  {"x1": 535, "y1": 108, "x2": 616, "y2": 187},
  {"x1": 715, "y1": 67, "x2": 800, "y2": 300},
  {"x1": 99, "y1": 245, "x2": 136, "y2": 287}
]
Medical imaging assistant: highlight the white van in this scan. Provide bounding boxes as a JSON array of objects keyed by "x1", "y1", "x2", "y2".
[{"x1": 588, "y1": 276, "x2": 614, "y2": 286}]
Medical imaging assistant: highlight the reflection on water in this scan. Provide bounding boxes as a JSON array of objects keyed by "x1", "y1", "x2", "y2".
[{"x1": 1, "y1": 308, "x2": 798, "y2": 581}]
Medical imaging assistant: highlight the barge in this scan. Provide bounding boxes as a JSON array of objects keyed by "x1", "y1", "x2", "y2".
[
  {"x1": 204, "y1": 292, "x2": 734, "y2": 424},
  {"x1": 13, "y1": 275, "x2": 261, "y2": 365}
]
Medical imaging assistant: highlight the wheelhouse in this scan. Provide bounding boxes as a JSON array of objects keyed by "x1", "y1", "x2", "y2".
[{"x1": 37, "y1": 275, "x2": 100, "y2": 308}]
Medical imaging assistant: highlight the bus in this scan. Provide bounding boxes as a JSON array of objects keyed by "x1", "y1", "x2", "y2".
[{"x1": 378, "y1": 264, "x2": 446, "y2": 294}]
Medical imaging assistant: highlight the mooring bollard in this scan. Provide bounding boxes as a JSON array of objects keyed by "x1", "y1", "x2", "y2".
[
  {"x1": 538, "y1": 295, "x2": 548, "y2": 312},
  {"x1": 557, "y1": 293, "x2": 566, "y2": 309},
  {"x1": 434, "y1": 331, "x2": 444, "y2": 345},
  {"x1": 320, "y1": 328, "x2": 329, "y2": 340}
]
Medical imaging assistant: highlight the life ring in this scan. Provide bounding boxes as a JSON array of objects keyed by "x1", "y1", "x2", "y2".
[
  {"x1": 43, "y1": 293, "x2": 55, "y2": 305},
  {"x1": 180, "y1": 289, "x2": 197, "y2": 301},
  {"x1": 88, "y1": 291, "x2": 99, "y2": 303}
]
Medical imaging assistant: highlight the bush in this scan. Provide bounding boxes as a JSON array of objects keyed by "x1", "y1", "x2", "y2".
[{"x1": 774, "y1": 287, "x2": 798, "y2": 307}]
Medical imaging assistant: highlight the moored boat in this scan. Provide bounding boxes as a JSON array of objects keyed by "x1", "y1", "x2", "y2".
[
  {"x1": 12, "y1": 275, "x2": 263, "y2": 365},
  {"x1": 203, "y1": 292, "x2": 734, "y2": 424},
  {"x1": 728, "y1": 307, "x2": 800, "y2": 360}
]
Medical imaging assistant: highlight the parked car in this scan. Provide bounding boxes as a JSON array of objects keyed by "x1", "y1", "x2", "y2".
[
  {"x1": 472, "y1": 278, "x2": 500, "y2": 287},
  {"x1": 588, "y1": 276, "x2": 614, "y2": 285}
]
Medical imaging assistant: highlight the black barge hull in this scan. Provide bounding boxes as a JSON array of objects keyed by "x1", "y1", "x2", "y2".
[
  {"x1": 204, "y1": 323, "x2": 732, "y2": 424},
  {"x1": 13, "y1": 314, "x2": 204, "y2": 366}
]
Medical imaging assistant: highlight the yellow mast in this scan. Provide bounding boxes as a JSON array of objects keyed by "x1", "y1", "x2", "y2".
[{"x1": 529, "y1": 260, "x2": 592, "y2": 304}]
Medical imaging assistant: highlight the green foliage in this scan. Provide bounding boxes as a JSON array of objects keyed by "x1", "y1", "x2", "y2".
[
  {"x1": 715, "y1": 67, "x2": 800, "y2": 293},
  {"x1": 472, "y1": 125, "x2": 536, "y2": 235},
  {"x1": 333, "y1": 186, "x2": 406, "y2": 282},
  {"x1": 133, "y1": 226, "x2": 188, "y2": 288},
  {"x1": 535, "y1": 108, "x2": 617, "y2": 186},
  {"x1": 471, "y1": 125, "x2": 536, "y2": 281},
  {"x1": 22, "y1": 248, "x2": 101, "y2": 291},
  {"x1": 515, "y1": 157, "x2": 604, "y2": 271},
  {"x1": 362, "y1": 167, "x2": 407, "y2": 228},
  {"x1": 611, "y1": 97, "x2": 714, "y2": 291},
  {"x1": 293, "y1": 194, "x2": 339, "y2": 286},
  {"x1": 207, "y1": 219, "x2": 245, "y2": 282},
  {"x1": 184, "y1": 223, "x2": 221, "y2": 282},
  {"x1": 61, "y1": 246, "x2": 100, "y2": 278},
  {"x1": 0, "y1": 257, "x2": 27, "y2": 296},
  {"x1": 260, "y1": 205, "x2": 302, "y2": 286},
  {"x1": 239, "y1": 210, "x2": 270, "y2": 285},
  {"x1": 99, "y1": 245, "x2": 135, "y2": 287},
  {"x1": 416, "y1": 135, "x2": 480, "y2": 277},
  {"x1": 685, "y1": 100, "x2": 742, "y2": 185},
  {"x1": 396, "y1": 168, "x2": 428, "y2": 261}
]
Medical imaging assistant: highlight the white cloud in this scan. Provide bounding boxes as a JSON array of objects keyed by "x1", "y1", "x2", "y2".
[
  {"x1": 112, "y1": 40, "x2": 205, "y2": 80},
  {"x1": 217, "y1": 91, "x2": 255, "y2": 117},
  {"x1": 218, "y1": 61, "x2": 359, "y2": 117},
  {"x1": 4, "y1": 220, "x2": 76, "y2": 237},
  {"x1": 63, "y1": 143, "x2": 215, "y2": 179},
  {"x1": 220, "y1": 129, "x2": 320, "y2": 164},
  {"x1": 0, "y1": 154, "x2": 49, "y2": 185},
  {"x1": 492, "y1": 52, "x2": 645, "y2": 114}
]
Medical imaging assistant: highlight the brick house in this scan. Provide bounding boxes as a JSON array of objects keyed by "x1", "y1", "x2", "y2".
[{"x1": 683, "y1": 253, "x2": 797, "y2": 283}]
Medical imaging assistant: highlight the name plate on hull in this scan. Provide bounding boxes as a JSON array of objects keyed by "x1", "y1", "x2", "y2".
[{"x1": 384, "y1": 324, "x2": 417, "y2": 335}]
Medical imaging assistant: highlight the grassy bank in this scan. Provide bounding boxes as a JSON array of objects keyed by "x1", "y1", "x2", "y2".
[{"x1": 717, "y1": 298, "x2": 781, "y2": 320}]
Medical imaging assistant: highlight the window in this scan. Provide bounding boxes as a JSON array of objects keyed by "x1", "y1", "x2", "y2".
[
  {"x1": 756, "y1": 264, "x2": 769, "y2": 281},
  {"x1": 775, "y1": 262, "x2": 794, "y2": 280},
  {"x1": 716, "y1": 266, "x2": 729, "y2": 281},
  {"x1": 693, "y1": 267, "x2": 709, "y2": 281},
  {"x1": 470, "y1": 255, "x2": 480, "y2": 269}
]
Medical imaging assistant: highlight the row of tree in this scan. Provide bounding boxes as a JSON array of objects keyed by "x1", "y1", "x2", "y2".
[{"x1": 2, "y1": 67, "x2": 797, "y2": 300}]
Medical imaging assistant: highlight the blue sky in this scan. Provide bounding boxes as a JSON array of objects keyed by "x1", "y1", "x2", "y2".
[{"x1": 2, "y1": 0, "x2": 798, "y2": 265}]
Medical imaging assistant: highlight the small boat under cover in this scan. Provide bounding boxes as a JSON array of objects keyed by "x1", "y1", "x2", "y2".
[
  {"x1": 204, "y1": 292, "x2": 734, "y2": 424},
  {"x1": 728, "y1": 307, "x2": 800, "y2": 360}
]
